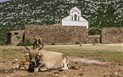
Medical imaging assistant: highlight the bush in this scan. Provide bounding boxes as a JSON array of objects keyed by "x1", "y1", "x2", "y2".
[
  {"x1": 17, "y1": 40, "x2": 33, "y2": 46},
  {"x1": 51, "y1": 42, "x2": 55, "y2": 45},
  {"x1": 75, "y1": 42, "x2": 80, "y2": 44}
]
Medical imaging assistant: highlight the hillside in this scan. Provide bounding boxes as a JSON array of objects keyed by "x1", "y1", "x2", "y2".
[{"x1": 0, "y1": 0, "x2": 123, "y2": 43}]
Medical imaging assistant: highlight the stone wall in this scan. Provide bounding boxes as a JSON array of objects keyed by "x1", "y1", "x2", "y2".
[
  {"x1": 101, "y1": 27, "x2": 123, "y2": 44},
  {"x1": 7, "y1": 26, "x2": 123, "y2": 45},
  {"x1": 7, "y1": 30, "x2": 24, "y2": 45},
  {"x1": 88, "y1": 35, "x2": 101, "y2": 43},
  {"x1": 25, "y1": 25, "x2": 88, "y2": 44}
]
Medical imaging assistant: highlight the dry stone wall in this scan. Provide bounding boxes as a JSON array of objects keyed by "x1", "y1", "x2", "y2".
[
  {"x1": 88, "y1": 35, "x2": 100, "y2": 43},
  {"x1": 101, "y1": 27, "x2": 123, "y2": 43},
  {"x1": 25, "y1": 25, "x2": 88, "y2": 44}
]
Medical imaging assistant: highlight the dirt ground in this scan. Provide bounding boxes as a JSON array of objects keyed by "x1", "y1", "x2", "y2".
[
  {"x1": 0, "y1": 56, "x2": 123, "y2": 77},
  {"x1": 0, "y1": 44, "x2": 123, "y2": 77}
]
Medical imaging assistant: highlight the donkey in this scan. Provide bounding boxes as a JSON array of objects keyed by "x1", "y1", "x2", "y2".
[{"x1": 33, "y1": 35, "x2": 43, "y2": 49}]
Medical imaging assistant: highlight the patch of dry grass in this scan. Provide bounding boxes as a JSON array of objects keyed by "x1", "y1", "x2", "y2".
[
  {"x1": 0, "y1": 44, "x2": 123, "y2": 64},
  {"x1": 44, "y1": 44, "x2": 123, "y2": 64},
  {"x1": 0, "y1": 47, "x2": 25, "y2": 61}
]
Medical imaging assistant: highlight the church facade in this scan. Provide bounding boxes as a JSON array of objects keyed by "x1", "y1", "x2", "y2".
[{"x1": 62, "y1": 7, "x2": 89, "y2": 29}]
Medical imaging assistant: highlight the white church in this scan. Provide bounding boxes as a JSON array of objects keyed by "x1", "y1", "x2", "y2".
[{"x1": 62, "y1": 7, "x2": 89, "y2": 29}]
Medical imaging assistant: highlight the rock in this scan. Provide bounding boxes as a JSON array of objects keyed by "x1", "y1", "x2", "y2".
[
  {"x1": 75, "y1": 62, "x2": 78, "y2": 64},
  {"x1": 15, "y1": 59, "x2": 19, "y2": 62},
  {"x1": 114, "y1": 72, "x2": 118, "y2": 75},
  {"x1": 69, "y1": 66, "x2": 78, "y2": 70},
  {"x1": 54, "y1": 72, "x2": 59, "y2": 76},
  {"x1": 2, "y1": 60, "x2": 6, "y2": 63},
  {"x1": 11, "y1": 61, "x2": 16, "y2": 64},
  {"x1": 103, "y1": 75, "x2": 106, "y2": 77},
  {"x1": 78, "y1": 73, "x2": 83, "y2": 76},
  {"x1": 79, "y1": 44, "x2": 82, "y2": 46},
  {"x1": 5, "y1": 71, "x2": 8, "y2": 73}
]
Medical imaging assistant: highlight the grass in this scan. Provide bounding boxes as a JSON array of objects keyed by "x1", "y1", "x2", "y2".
[
  {"x1": 0, "y1": 44, "x2": 123, "y2": 64},
  {"x1": 0, "y1": 48, "x2": 25, "y2": 61},
  {"x1": 44, "y1": 44, "x2": 123, "y2": 63}
]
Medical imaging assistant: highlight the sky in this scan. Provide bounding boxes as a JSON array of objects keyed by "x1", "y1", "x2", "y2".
[{"x1": 0, "y1": 0, "x2": 10, "y2": 3}]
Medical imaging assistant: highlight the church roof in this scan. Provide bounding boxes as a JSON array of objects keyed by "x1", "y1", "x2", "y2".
[{"x1": 70, "y1": 6, "x2": 80, "y2": 11}]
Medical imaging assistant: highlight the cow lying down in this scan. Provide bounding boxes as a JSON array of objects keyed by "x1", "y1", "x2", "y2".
[{"x1": 22, "y1": 46, "x2": 69, "y2": 72}]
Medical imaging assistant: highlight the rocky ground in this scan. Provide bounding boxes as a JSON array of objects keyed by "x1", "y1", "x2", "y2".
[{"x1": 0, "y1": 56, "x2": 123, "y2": 77}]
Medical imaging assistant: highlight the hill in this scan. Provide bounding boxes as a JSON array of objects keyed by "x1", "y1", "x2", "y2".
[{"x1": 0, "y1": 0, "x2": 123, "y2": 44}]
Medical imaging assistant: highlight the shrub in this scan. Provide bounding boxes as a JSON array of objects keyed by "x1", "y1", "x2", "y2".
[
  {"x1": 17, "y1": 40, "x2": 33, "y2": 46},
  {"x1": 75, "y1": 41, "x2": 80, "y2": 44},
  {"x1": 51, "y1": 42, "x2": 55, "y2": 45}
]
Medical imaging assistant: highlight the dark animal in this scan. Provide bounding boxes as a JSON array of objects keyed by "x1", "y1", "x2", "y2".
[{"x1": 33, "y1": 35, "x2": 43, "y2": 49}]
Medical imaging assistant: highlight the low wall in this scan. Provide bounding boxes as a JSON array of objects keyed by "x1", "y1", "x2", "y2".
[
  {"x1": 25, "y1": 25, "x2": 88, "y2": 44},
  {"x1": 101, "y1": 27, "x2": 123, "y2": 43},
  {"x1": 88, "y1": 35, "x2": 100, "y2": 43}
]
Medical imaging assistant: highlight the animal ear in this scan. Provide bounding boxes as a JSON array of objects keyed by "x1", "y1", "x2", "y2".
[
  {"x1": 24, "y1": 46, "x2": 30, "y2": 53},
  {"x1": 38, "y1": 45, "x2": 43, "y2": 50}
]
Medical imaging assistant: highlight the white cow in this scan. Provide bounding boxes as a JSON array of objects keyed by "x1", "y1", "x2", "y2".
[{"x1": 25, "y1": 46, "x2": 69, "y2": 72}]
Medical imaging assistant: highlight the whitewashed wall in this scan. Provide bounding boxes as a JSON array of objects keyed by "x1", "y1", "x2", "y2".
[
  {"x1": 62, "y1": 7, "x2": 89, "y2": 29},
  {"x1": 62, "y1": 20, "x2": 88, "y2": 28}
]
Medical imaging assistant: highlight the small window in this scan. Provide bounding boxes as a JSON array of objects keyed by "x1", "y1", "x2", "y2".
[
  {"x1": 14, "y1": 32, "x2": 18, "y2": 35},
  {"x1": 78, "y1": 17, "x2": 79, "y2": 21}
]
